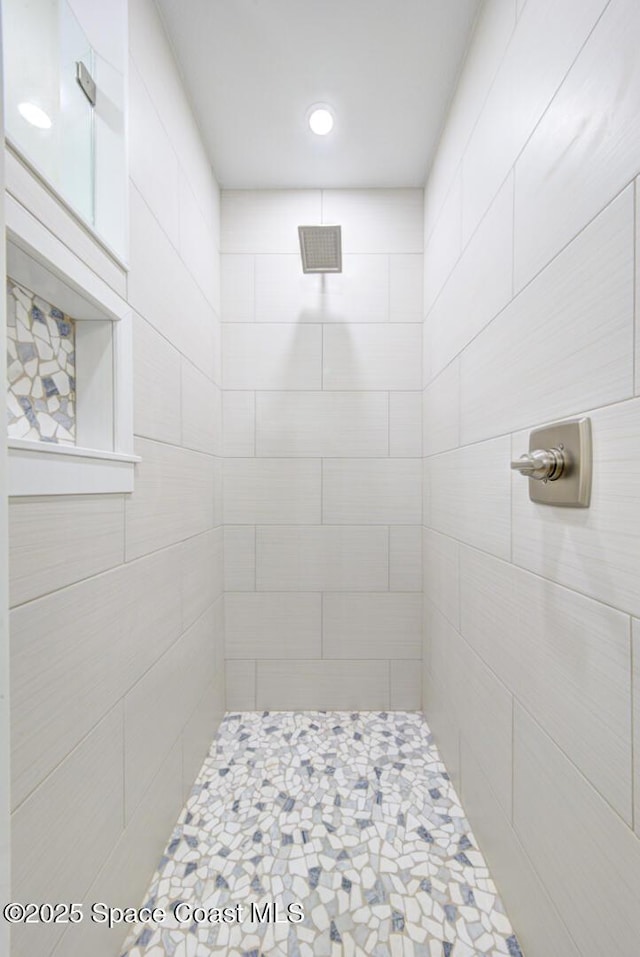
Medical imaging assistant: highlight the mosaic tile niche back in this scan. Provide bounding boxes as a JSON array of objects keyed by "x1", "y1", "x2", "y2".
[{"x1": 6, "y1": 279, "x2": 77, "y2": 445}]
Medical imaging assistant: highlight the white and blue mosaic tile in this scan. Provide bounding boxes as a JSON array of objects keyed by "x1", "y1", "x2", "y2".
[
  {"x1": 122, "y1": 711, "x2": 524, "y2": 957},
  {"x1": 6, "y1": 279, "x2": 76, "y2": 445}
]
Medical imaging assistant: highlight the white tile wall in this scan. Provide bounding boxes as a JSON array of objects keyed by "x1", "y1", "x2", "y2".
[
  {"x1": 389, "y1": 526, "x2": 422, "y2": 592},
  {"x1": 220, "y1": 188, "x2": 424, "y2": 709},
  {"x1": 128, "y1": 59, "x2": 179, "y2": 242},
  {"x1": 224, "y1": 526, "x2": 255, "y2": 591},
  {"x1": 424, "y1": 176, "x2": 513, "y2": 384},
  {"x1": 389, "y1": 255, "x2": 423, "y2": 322},
  {"x1": 389, "y1": 392, "x2": 422, "y2": 457},
  {"x1": 222, "y1": 391, "x2": 255, "y2": 456},
  {"x1": 460, "y1": 545, "x2": 632, "y2": 822},
  {"x1": 423, "y1": 528, "x2": 459, "y2": 629},
  {"x1": 423, "y1": 171, "x2": 462, "y2": 314},
  {"x1": 256, "y1": 659, "x2": 390, "y2": 710},
  {"x1": 221, "y1": 254, "x2": 254, "y2": 322},
  {"x1": 460, "y1": 187, "x2": 634, "y2": 444},
  {"x1": 225, "y1": 659, "x2": 257, "y2": 711},
  {"x1": 423, "y1": 0, "x2": 517, "y2": 240},
  {"x1": 323, "y1": 459, "x2": 422, "y2": 525},
  {"x1": 125, "y1": 438, "x2": 215, "y2": 561},
  {"x1": 422, "y1": 2, "x2": 640, "y2": 950},
  {"x1": 513, "y1": 705, "x2": 640, "y2": 957},
  {"x1": 224, "y1": 459, "x2": 321, "y2": 525},
  {"x1": 223, "y1": 323, "x2": 322, "y2": 390},
  {"x1": 322, "y1": 189, "x2": 423, "y2": 254},
  {"x1": 221, "y1": 190, "x2": 321, "y2": 253},
  {"x1": 422, "y1": 361, "x2": 459, "y2": 455},
  {"x1": 9, "y1": 495, "x2": 124, "y2": 607},
  {"x1": 181, "y1": 358, "x2": 221, "y2": 455},
  {"x1": 11, "y1": 707, "x2": 124, "y2": 957},
  {"x1": 256, "y1": 526, "x2": 389, "y2": 592},
  {"x1": 461, "y1": 0, "x2": 608, "y2": 245},
  {"x1": 180, "y1": 528, "x2": 223, "y2": 630},
  {"x1": 323, "y1": 324, "x2": 422, "y2": 390},
  {"x1": 8, "y1": 3, "x2": 224, "y2": 953},
  {"x1": 323, "y1": 593, "x2": 422, "y2": 659},
  {"x1": 256, "y1": 391, "x2": 389, "y2": 457},
  {"x1": 225, "y1": 593, "x2": 321, "y2": 659},
  {"x1": 514, "y1": 0, "x2": 640, "y2": 290},
  {"x1": 133, "y1": 313, "x2": 182, "y2": 445},
  {"x1": 389, "y1": 660, "x2": 422, "y2": 709},
  {"x1": 459, "y1": 740, "x2": 582, "y2": 957},
  {"x1": 428, "y1": 437, "x2": 512, "y2": 560}
]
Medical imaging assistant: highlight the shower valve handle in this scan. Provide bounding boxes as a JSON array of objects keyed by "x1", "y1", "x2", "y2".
[{"x1": 510, "y1": 447, "x2": 565, "y2": 482}]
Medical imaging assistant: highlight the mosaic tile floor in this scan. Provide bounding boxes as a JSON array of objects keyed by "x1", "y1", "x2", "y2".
[{"x1": 122, "y1": 711, "x2": 523, "y2": 957}]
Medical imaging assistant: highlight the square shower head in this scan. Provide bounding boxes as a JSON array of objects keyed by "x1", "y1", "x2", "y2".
[{"x1": 298, "y1": 224, "x2": 342, "y2": 273}]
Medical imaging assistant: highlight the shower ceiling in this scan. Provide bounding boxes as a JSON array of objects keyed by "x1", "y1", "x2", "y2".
[{"x1": 155, "y1": 0, "x2": 481, "y2": 189}]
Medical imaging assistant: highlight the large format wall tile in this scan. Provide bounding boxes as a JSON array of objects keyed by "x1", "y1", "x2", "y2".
[
  {"x1": 423, "y1": 361, "x2": 460, "y2": 455},
  {"x1": 460, "y1": 546, "x2": 633, "y2": 822},
  {"x1": 513, "y1": 705, "x2": 640, "y2": 957},
  {"x1": 256, "y1": 526, "x2": 389, "y2": 592},
  {"x1": 223, "y1": 323, "x2": 322, "y2": 390},
  {"x1": 9, "y1": 494, "x2": 124, "y2": 607},
  {"x1": 423, "y1": 172, "x2": 462, "y2": 314},
  {"x1": 124, "y1": 604, "x2": 218, "y2": 822},
  {"x1": 389, "y1": 526, "x2": 422, "y2": 592},
  {"x1": 423, "y1": 0, "x2": 517, "y2": 241},
  {"x1": 254, "y1": 254, "x2": 390, "y2": 324},
  {"x1": 181, "y1": 358, "x2": 221, "y2": 454},
  {"x1": 428, "y1": 437, "x2": 512, "y2": 560},
  {"x1": 224, "y1": 458, "x2": 321, "y2": 525},
  {"x1": 423, "y1": 528, "x2": 459, "y2": 628},
  {"x1": 256, "y1": 659, "x2": 390, "y2": 710},
  {"x1": 460, "y1": 187, "x2": 634, "y2": 444},
  {"x1": 224, "y1": 526, "x2": 255, "y2": 591},
  {"x1": 323, "y1": 324, "x2": 422, "y2": 390},
  {"x1": 129, "y1": 59, "x2": 179, "y2": 242},
  {"x1": 256, "y1": 391, "x2": 389, "y2": 457},
  {"x1": 180, "y1": 528, "x2": 224, "y2": 630},
  {"x1": 221, "y1": 190, "x2": 321, "y2": 253},
  {"x1": 225, "y1": 593, "x2": 321, "y2": 660},
  {"x1": 222, "y1": 391, "x2": 255, "y2": 456},
  {"x1": 133, "y1": 313, "x2": 182, "y2": 445},
  {"x1": 323, "y1": 459, "x2": 422, "y2": 525},
  {"x1": 459, "y1": 739, "x2": 581, "y2": 957},
  {"x1": 54, "y1": 741, "x2": 183, "y2": 957},
  {"x1": 125, "y1": 438, "x2": 214, "y2": 561},
  {"x1": 221, "y1": 254, "x2": 254, "y2": 322},
  {"x1": 389, "y1": 392, "x2": 422, "y2": 457},
  {"x1": 390, "y1": 660, "x2": 421, "y2": 709},
  {"x1": 322, "y1": 593, "x2": 422, "y2": 659},
  {"x1": 322, "y1": 189, "x2": 423, "y2": 254},
  {"x1": 424, "y1": 177, "x2": 513, "y2": 384},
  {"x1": 11, "y1": 707, "x2": 124, "y2": 957},
  {"x1": 514, "y1": 0, "x2": 640, "y2": 289},
  {"x1": 389, "y1": 255, "x2": 423, "y2": 322},
  {"x1": 461, "y1": 0, "x2": 608, "y2": 244}
]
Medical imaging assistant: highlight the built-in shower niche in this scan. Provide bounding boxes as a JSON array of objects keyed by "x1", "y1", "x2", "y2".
[
  {"x1": 7, "y1": 280, "x2": 77, "y2": 445},
  {"x1": 5, "y1": 238, "x2": 137, "y2": 496}
]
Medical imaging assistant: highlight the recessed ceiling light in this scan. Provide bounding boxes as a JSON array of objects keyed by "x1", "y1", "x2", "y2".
[
  {"x1": 18, "y1": 101, "x2": 52, "y2": 129},
  {"x1": 308, "y1": 105, "x2": 334, "y2": 136}
]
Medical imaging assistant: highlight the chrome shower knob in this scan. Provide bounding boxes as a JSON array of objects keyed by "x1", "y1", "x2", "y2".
[{"x1": 510, "y1": 447, "x2": 565, "y2": 482}]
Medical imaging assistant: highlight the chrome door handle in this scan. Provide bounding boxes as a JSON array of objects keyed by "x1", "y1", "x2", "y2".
[{"x1": 510, "y1": 447, "x2": 565, "y2": 481}]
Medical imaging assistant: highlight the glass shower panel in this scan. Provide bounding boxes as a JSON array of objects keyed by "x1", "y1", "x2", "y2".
[{"x1": 4, "y1": 0, "x2": 95, "y2": 234}]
